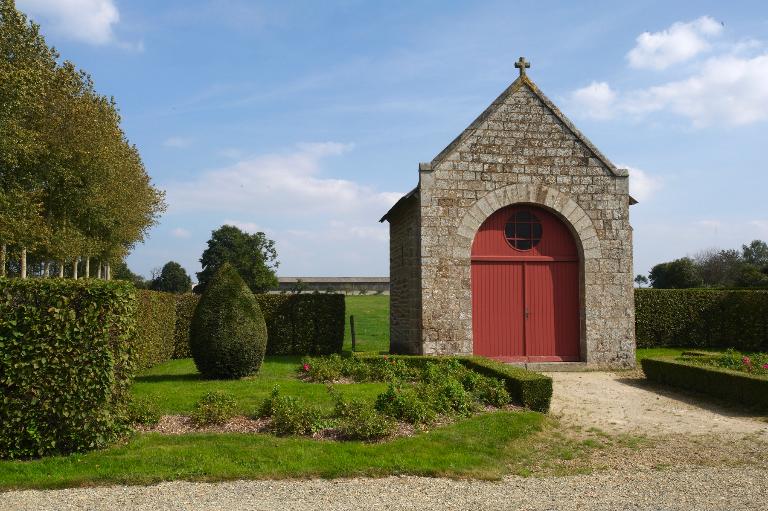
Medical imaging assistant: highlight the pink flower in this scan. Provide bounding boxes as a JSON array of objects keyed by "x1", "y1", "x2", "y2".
[
  {"x1": 742, "y1": 356, "x2": 751, "y2": 365},
  {"x1": 762, "y1": 363, "x2": 768, "y2": 370},
  {"x1": 302, "y1": 363, "x2": 311, "y2": 372}
]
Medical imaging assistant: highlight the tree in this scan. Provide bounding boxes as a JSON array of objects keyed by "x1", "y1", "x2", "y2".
[
  {"x1": 111, "y1": 260, "x2": 148, "y2": 288},
  {"x1": 151, "y1": 261, "x2": 192, "y2": 293},
  {"x1": 196, "y1": 225, "x2": 278, "y2": 294},
  {"x1": 693, "y1": 248, "x2": 743, "y2": 288},
  {"x1": 634, "y1": 274, "x2": 649, "y2": 288},
  {"x1": 742, "y1": 240, "x2": 768, "y2": 270},
  {"x1": 649, "y1": 258, "x2": 703, "y2": 289}
]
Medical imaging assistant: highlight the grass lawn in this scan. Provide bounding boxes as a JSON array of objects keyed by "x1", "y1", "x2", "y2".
[
  {"x1": 635, "y1": 347, "x2": 723, "y2": 362},
  {"x1": 343, "y1": 295, "x2": 389, "y2": 353},
  {"x1": 0, "y1": 354, "x2": 556, "y2": 489},
  {"x1": 132, "y1": 357, "x2": 387, "y2": 415}
]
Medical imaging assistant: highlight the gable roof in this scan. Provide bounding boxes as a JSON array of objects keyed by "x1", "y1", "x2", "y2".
[
  {"x1": 431, "y1": 75, "x2": 627, "y2": 177},
  {"x1": 380, "y1": 74, "x2": 635, "y2": 223}
]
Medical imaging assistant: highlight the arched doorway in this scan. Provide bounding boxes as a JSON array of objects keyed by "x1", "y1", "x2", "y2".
[{"x1": 471, "y1": 204, "x2": 580, "y2": 362}]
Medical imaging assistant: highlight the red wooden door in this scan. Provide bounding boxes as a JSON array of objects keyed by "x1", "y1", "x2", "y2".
[{"x1": 471, "y1": 205, "x2": 580, "y2": 362}]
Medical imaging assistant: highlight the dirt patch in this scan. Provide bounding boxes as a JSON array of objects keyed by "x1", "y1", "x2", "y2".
[{"x1": 546, "y1": 371, "x2": 768, "y2": 438}]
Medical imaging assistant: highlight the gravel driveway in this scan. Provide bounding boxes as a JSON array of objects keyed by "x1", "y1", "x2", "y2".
[
  {"x1": 2, "y1": 467, "x2": 767, "y2": 511},
  {"x1": 4, "y1": 371, "x2": 767, "y2": 510},
  {"x1": 547, "y1": 371, "x2": 768, "y2": 438}
]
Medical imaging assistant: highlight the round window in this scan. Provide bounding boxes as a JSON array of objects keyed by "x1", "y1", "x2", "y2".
[{"x1": 504, "y1": 210, "x2": 542, "y2": 251}]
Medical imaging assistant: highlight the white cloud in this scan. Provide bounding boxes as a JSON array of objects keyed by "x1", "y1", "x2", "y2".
[
  {"x1": 627, "y1": 16, "x2": 722, "y2": 70},
  {"x1": 18, "y1": 0, "x2": 120, "y2": 45},
  {"x1": 165, "y1": 142, "x2": 402, "y2": 276},
  {"x1": 569, "y1": 82, "x2": 617, "y2": 120},
  {"x1": 624, "y1": 53, "x2": 768, "y2": 126},
  {"x1": 167, "y1": 142, "x2": 400, "y2": 215},
  {"x1": 622, "y1": 165, "x2": 663, "y2": 202},
  {"x1": 163, "y1": 136, "x2": 193, "y2": 149},
  {"x1": 572, "y1": 52, "x2": 768, "y2": 126},
  {"x1": 171, "y1": 227, "x2": 191, "y2": 238}
]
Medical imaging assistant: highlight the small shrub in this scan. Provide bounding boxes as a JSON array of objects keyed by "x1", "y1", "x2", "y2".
[
  {"x1": 301, "y1": 354, "x2": 344, "y2": 382},
  {"x1": 337, "y1": 400, "x2": 395, "y2": 440},
  {"x1": 126, "y1": 396, "x2": 162, "y2": 426},
  {"x1": 269, "y1": 395, "x2": 322, "y2": 435},
  {"x1": 191, "y1": 391, "x2": 237, "y2": 426},
  {"x1": 421, "y1": 378, "x2": 476, "y2": 417},
  {"x1": 472, "y1": 376, "x2": 512, "y2": 407},
  {"x1": 190, "y1": 263, "x2": 268, "y2": 379},
  {"x1": 375, "y1": 383, "x2": 435, "y2": 425}
]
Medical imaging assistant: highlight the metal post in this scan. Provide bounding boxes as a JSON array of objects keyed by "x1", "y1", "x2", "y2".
[{"x1": 350, "y1": 315, "x2": 356, "y2": 352}]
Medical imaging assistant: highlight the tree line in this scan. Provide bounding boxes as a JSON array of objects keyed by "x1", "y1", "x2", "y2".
[
  {"x1": 636, "y1": 240, "x2": 768, "y2": 289},
  {"x1": 0, "y1": 1, "x2": 165, "y2": 280}
]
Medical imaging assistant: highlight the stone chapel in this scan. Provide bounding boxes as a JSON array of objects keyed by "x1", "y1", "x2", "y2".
[{"x1": 380, "y1": 58, "x2": 636, "y2": 367}]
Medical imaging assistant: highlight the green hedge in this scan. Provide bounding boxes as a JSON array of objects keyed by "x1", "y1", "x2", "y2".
[
  {"x1": 0, "y1": 279, "x2": 137, "y2": 459},
  {"x1": 173, "y1": 294, "x2": 198, "y2": 359},
  {"x1": 255, "y1": 294, "x2": 345, "y2": 355},
  {"x1": 134, "y1": 290, "x2": 177, "y2": 370},
  {"x1": 351, "y1": 353, "x2": 552, "y2": 412},
  {"x1": 458, "y1": 357, "x2": 552, "y2": 412},
  {"x1": 635, "y1": 289, "x2": 768, "y2": 351},
  {"x1": 641, "y1": 356, "x2": 768, "y2": 410}
]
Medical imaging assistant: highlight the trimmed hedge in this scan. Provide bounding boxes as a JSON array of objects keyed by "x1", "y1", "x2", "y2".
[
  {"x1": 135, "y1": 290, "x2": 177, "y2": 370},
  {"x1": 256, "y1": 294, "x2": 345, "y2": 355},
  {"x1": 641, "y1": 356, "x2": 768, "y2": 410},
  {"x1": 0, "y1": 279, "x2": 136, "y2": 459},
  {"x1": 458, "y1": 357, "x2": 552, "y2": 412},
  {"x1": 190, "y1": 264, "x2": 268, "y2": 379},
  {"x1": 173, "y1": 293, "x2": 198, "y2": 359},
  {"x1": 352, "y1": 353, "x2": 552, "y2": 412},
  {"x1": 635, "y1": 289, "x2": 768, "y2": 351}
]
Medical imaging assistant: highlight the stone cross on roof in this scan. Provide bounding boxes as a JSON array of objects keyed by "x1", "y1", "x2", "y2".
[{"x1": 515, "y1": 56, "x2": 530, "y2": 77}]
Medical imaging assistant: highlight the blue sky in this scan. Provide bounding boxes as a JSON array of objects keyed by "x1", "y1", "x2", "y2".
[{"x1": 16, "y1": 0, "x2": 768, "y2": 280}]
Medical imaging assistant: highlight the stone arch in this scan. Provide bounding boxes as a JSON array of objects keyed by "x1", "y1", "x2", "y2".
[{"x1": 456, "y1": 184, "x2": 600, "y2": 260}]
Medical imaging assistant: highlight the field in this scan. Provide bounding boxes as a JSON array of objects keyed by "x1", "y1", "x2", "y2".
[{"x1": 343, "y1": 295, "x2": 389, "y2": 353}]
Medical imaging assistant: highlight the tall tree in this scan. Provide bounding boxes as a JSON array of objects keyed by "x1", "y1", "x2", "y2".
[
  {"x1": 742, "y1": 240, "x2": 768, "y2": 270},
  {"x1": 196, "y1": 225, "x2": 279, "y2": 294},
  {"x1": 649, "y1": 258, "x2": 703, "y2": 289},
  {"x1": 151, "y1": 261, "x2": 192, "y2": 293}
]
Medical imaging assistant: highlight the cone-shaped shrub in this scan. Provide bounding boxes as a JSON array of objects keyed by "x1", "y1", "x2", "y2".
[{"x1": 190, "y1": 263, "x2": 267, "y2": 379}]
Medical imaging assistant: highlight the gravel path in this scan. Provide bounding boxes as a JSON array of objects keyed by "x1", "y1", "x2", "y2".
[
  {"x1": 2, "y1": 467, "x2": 767, "y2": 511},
  {"x1": 547, "y1": 371, "x2": 768, "y2": 438}
]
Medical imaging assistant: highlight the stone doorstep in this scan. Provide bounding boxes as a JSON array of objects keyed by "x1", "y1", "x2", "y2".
[{"x1": 507, "y1": 361, "x2": 592, "y2": 372}]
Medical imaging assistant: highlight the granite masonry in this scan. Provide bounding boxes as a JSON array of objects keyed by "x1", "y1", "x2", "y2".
[{"x1": 381, "y1": 59, "x2": 636, "y2": 367}]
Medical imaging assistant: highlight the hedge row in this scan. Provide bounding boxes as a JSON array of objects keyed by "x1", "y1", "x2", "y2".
[
  {"x1": 255, "y1": 294, "x2": 345, "y2": 355},
  {"x1": 635, "y1": 289, "x2": 768, "y2": 351},
  {"x1": 641, "y1": 356, "x2": 768, "y2": 410},
  {"x1": 351, "y1": 353, "x2": 552, "y2": 412},
  {"x1": 459, "y1": 356, "x2": 553, "y2": 412},
  {"x1": 135, "y1": 290, "x2": 177, "y2": 370},
  {"x1": 173, "y1": 294, "x2": 198, "y2": 359},
  {"x1": 0, "y1": 279, "x2": 137, "y2": 459}
]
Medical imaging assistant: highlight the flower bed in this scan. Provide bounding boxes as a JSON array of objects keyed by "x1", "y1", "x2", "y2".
[{"x1": 682, "y1": 349, "x2": 768, "y2": 376}]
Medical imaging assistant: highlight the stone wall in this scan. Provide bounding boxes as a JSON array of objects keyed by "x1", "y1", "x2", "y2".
[
  {"x1": 388, "y1": 195, "x2": 422, "y2": 354},
  {"x1": 418, "y1": 78, "x2": 635, "y2": 366}
]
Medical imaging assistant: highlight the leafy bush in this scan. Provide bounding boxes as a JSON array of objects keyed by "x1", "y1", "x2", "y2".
[
  {"x1": 641, "y1": 357, "x2": 768, "y2": 410},
  {"x1": 635, "y1": 289, "x2": 768, "y2": 351},
  {"x1": 172, "y1": 293, "x2": 199, "y2": 359},
  {"x1": 191, "y1": 391, "x2": 238, "y2": 426},
  {"x1": 687, "y1": 349, "x2": 768, "y2": 377},
  {"x1": 336, "y1": 398, "x2": 395, "y2": 441},
  {"x1": 301, "y1": 354, "x2": 418, "y2": 383},
  {"x1": 135, "y1": 290, "x2": 177, "y2": 370},
  {"x1": 269, "y1": 395, "x2": 322, "y2": 435},
  {"x1": 190, "y1": 263, "x2": 268, "y2": 379},
  {"x1": 0, "y1": 279, "x2": 136, "y2": 459},
  {"x1": 472, "y1": 376, "x2": 512, "y2": 407},
  {"x1": 256, "y1": 294, "x2": 344, "y2": 355},
  {"x1": 126, "y1": 396, "x2": 162, "y2": 426},
  {"x1": 375, "y1": 383, "x2": 435, "y2": 425}
]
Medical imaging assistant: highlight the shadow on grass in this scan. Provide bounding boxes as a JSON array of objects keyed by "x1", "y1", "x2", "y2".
[{"x1": 134, "y1": 373, "x2": 202, "y2": 383}]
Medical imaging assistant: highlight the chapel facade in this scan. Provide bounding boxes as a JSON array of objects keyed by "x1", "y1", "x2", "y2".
[{"x1": 381, "y1": 58, "x2": 636, "y2": 367}]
